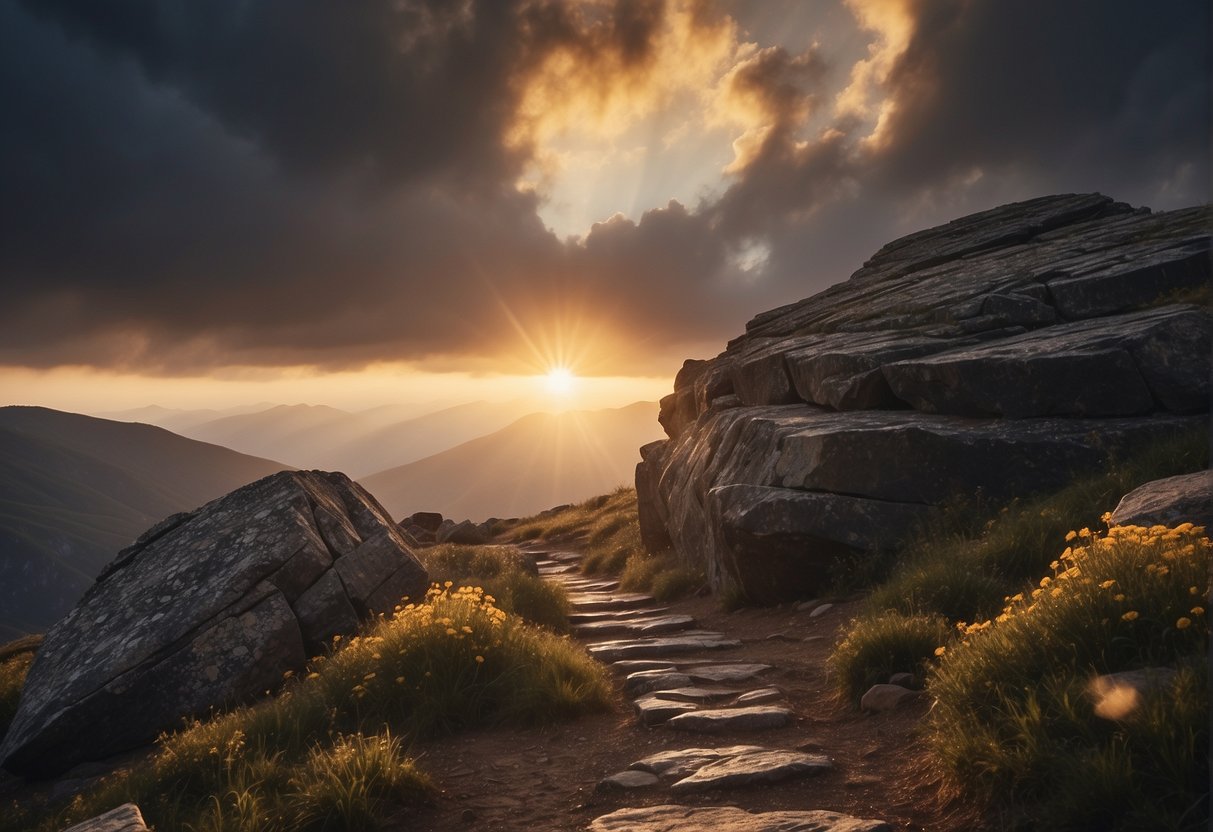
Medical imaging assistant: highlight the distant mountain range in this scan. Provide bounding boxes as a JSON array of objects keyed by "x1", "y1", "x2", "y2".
[
  {"x1": 103, "y1": 400, "x2": 539, "y2": 477},
  {"x1": 0, "y1": 407, "x2": 289, "y2": 638},
  {"x1": 2, "y1": 399, "x2": 663, "y2": 636},
  {"x1": 360, "y1": 401, "x2": 663, "y2": 521}
]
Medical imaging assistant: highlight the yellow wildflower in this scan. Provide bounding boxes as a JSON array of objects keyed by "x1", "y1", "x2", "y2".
[
  {"x1": 1099, "y1": 580, "x2": 1116, "y2": 590},
  {"x1": 1121, "y1": 611, "x2": 1139, "y2": 621},
  {"x1": 1065, "y1": 530, "x2": 1077, "y2": 542},
  {"x1": 1176, "y1": 617, "x2": 1192, "y2": 630},
  {"x1": 1113, "y1": 594, "x2": 1126, "y2": 602},
  {"x1": 1191, "y1": 607, "x2": 1205, "y2": 616},
  {"x1": 475, "y1": 655, "x2": 485, "y2": 663},
  {"x1": 934, "y1": 646, "x2": 946, "y2": 657}
]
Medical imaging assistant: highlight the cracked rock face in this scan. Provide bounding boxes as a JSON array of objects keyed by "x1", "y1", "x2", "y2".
[
  {"x1": 637, "y1": 194, "x2": 1210, "y2": 602},
  {"x1": 0, "y1": 470, "x2": 427, "y2": 778}
]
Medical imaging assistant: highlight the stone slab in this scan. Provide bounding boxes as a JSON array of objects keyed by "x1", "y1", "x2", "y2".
[
  {"x1": 630, "y1": 745, "x2": 767, "y2": 777},
  {"x1": 588, "y1": 632, "x2": 741, "y2": 663},
  {"x1": 667, "y1": 705, "x2": 793, "y2": 733},
  {"x1": 590, "y1": 805, "x2": 892, "y2": 832},
  {"x1": 685, "y1": 664, "x2": 772, "y2": 684},
  {"x1": 634, "y1": 695, "x2": 700, "y2": 726},
  {"x1": 670, "y1": 749, "x2": 832, "y2": 794}
]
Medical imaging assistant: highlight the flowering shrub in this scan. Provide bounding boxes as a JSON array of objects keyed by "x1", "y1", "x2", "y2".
[
  {"x1": 10, "y1": 583, "x2": 608, "y2": 832},
  {"x1": 929, "y1": 521, "x2": 1209, "y2": 831}
]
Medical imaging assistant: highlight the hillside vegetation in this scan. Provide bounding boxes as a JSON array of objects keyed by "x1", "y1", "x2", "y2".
[
  {"x1": 0, "y1": 407, "x2": 289, "y2": 638},
  {"x1": 2, "y1": 549, "x2": 607, "y2": 832}
]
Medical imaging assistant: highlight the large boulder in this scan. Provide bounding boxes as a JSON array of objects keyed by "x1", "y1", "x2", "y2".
[
  {"x1": 638, "y1": 194, "x2": 1210, "y2": 602},
  {"x1": 0, "y1": 470, "x2": 427, "y2": 778}
]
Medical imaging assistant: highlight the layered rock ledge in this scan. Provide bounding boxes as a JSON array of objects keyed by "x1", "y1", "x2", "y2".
[
  {"x1": 637, "y1": 194, "x2": 1210, "y2": 601},
  {"x1": 0, "y1": 470, "x2": 427, "y2": 778}
]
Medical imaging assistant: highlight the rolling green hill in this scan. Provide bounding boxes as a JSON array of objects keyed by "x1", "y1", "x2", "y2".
[{"x1": 0, "y1": 407, "x2": 290, "y2": 638}]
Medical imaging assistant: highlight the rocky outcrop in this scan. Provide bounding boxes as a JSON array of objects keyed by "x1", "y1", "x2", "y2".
[
  {"x1": 62, "y1": 804, "x2": 149, "y2": 832},
  {"x1": 0, "y1": 471, "x2": 427, "y2": 778},
  {"x1": 637, "y1": 194, "x2": 1210, "y2": 601}
]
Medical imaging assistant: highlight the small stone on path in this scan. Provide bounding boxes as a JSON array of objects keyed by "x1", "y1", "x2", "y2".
[
  {"x1": 734, "y1": 687, "x2": 783, "y2": 705},
  {"x1": 589, "y1": 805, "x2": 892, "y2": 832},
  {"x1": 860, "y1": 684, "x2": 920, "y2": 712},
  {"x1": 809, "y1": 603, "x2": 834, "y2": 618},
  {"x1": 596, "y1": 769, "x2": 660, "y2": 791},
  {"x1": 611, "y1": 659, "x2": 678, "y2": 674},
  {"x1": 667, "y1": 705, "x2": 793, "y2": 733},
  {"x1": 63, "y1": 804, "x2": 149, "y2": 832}
]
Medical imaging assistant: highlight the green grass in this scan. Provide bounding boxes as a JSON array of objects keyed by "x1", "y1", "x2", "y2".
[
  {"x1": 505, "y1": 487, "x2": 706, "y2": 602},
  {"x1": 6, "y1": 585, "x2": 609, "y2": 832},
  {"x1": 0, "y1": 641, "x2": 36, "y2": 739},
  {"x1": 828, "y1": 612, "x2": 951, "y2": 702},
  {"x1": 419, "y1": 543, "x2": 569, "y2": 632},
  {"x1": 928, "y1": 523, "x2": 1210, "y2": 831}
]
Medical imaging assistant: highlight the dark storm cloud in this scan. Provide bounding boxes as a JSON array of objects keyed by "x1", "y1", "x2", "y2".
[
  {"x1": 871, "y1": 0, "x2": 1210, "y2": 202},
  {"x1": 0, "y1": 0, "x2": 1207, "y2": 376}
]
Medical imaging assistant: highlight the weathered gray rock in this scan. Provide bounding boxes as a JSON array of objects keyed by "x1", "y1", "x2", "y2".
[
  {"x1": 686, "y1": 664, "x2": 772, "y2": 684},
  {"x1": 734, "y1": 687, "x2": 783, "y2": 705},
  {"x1": 670, "y1": 749, "x2": 832, "y2": 794},
  {"x1": 436, "y1": 519, "x2": 490, "y2": 545},
  {"x1": 637, "y1": 195, "x2": 1211, "y2": 603},
  {"x1": 611, "y1": 658, "x2": 678, "y2": 674},
  {"x1": 572, "y1": 614, "x2": 697, "y2": 638},
  {"x1": 710, "y1": 485, "x2": 932, "y2": 602},
  {"x1": 590, "y1": 805, "x2": 891, "y2": 832},
  {"x1": 570, "y1": 593, "x2": 657, "y2": 612},
  {"x1": 404, "y1": 511, "x2": 444, "y2": 532},
  {"x1": 588, "y1": 632, "x2": 742, "y2": 662},
  {"x1": 667, "y1": 705, "x2": 792, "y2": 732},
  {"x1": 883, "y1": 306, "x2": 1209, "y2": 418},
  {"x1": 860, "y1": 684, "x2": 921, "y2": 712},
  {"x1": 625, "y1": 670, "x2": 695, "y2": 696},
  {"x1": 630, "y1": 745, "x2": 766, "y2": 777},
  {"x1": 1110, "y1": 471, "x2": 1213, "y2": 529},
  {"x1": 597, "y1": 769, "x2": 660, "y2": 791},
  {"x1": 633, "y1": 695, "x2": 699, "y2": 725},
  {"x1": 653, "y1": 686, "x2": 743, "y2": 704},
  {"x1": 0, "y1": 471, "x2": 427, "y2": 778},
  {"x1": 62, "y1": 804, "x2": 149, "y2": 832}
]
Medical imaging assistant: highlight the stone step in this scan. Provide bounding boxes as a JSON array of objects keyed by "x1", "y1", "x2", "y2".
[
  {"x1": 587, "y1": 631, "x2": 741, "y2": 662},
  {"x1": 570, "y1": 593, "x2": 658, "y2": 612},
  {"x1": 568, "y1": 607, "x2": 669, "y2": 626},
  {"x1": 633, "y1": 695, "x2": 699, "y2": 726},
  {"x1": 651, "y1": 686, "x2": 743, "y2": 705},
  {"x1": 669, "y1": 748, "x2": 832, "y2": 794},
  {"x1": 684, "y1": 663, "x2": 772, "y2": 684},
  {"x1": 572, "y1": 614, "x2": 697, "y2": 639},
  {"x1": 666, "y1": 705, "x2": 793, "y2": 733},
  {"x1": 537, "y1": 564, "x2": 579, "y2": 576},
  {"x1": 589, "y1": 805, "x2": 891, "y2": 831}
]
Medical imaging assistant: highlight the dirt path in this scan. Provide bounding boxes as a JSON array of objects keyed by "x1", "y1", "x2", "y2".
[{"x1": 398, "y1": 545, "x2": 982, "y2": 832}]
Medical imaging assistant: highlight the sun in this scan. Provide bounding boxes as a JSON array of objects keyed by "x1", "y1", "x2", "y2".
[{"x1": 544, "y1": 367, "x2": 576, "y2": 395}]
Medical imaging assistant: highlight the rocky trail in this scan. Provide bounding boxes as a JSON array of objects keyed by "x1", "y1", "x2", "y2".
[{"x1": 404, "y1": 542, "x2": 976, "y2": 832}]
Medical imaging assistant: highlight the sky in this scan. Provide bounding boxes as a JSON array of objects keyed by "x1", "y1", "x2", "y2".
[{"x1": 0, "y1": 0, "x2": 1208, "y2": 414}]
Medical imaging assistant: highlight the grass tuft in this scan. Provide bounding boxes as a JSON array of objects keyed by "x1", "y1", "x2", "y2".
[
  {"x1": 0, "y1": 637, "x2": 38, "y2": 739},
  {"x1": 419, "y1": 544, "x2": 568, "y2": 631},
  {"x1": 828, "y1": 611, "x2": 951, "y2": 702}
]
